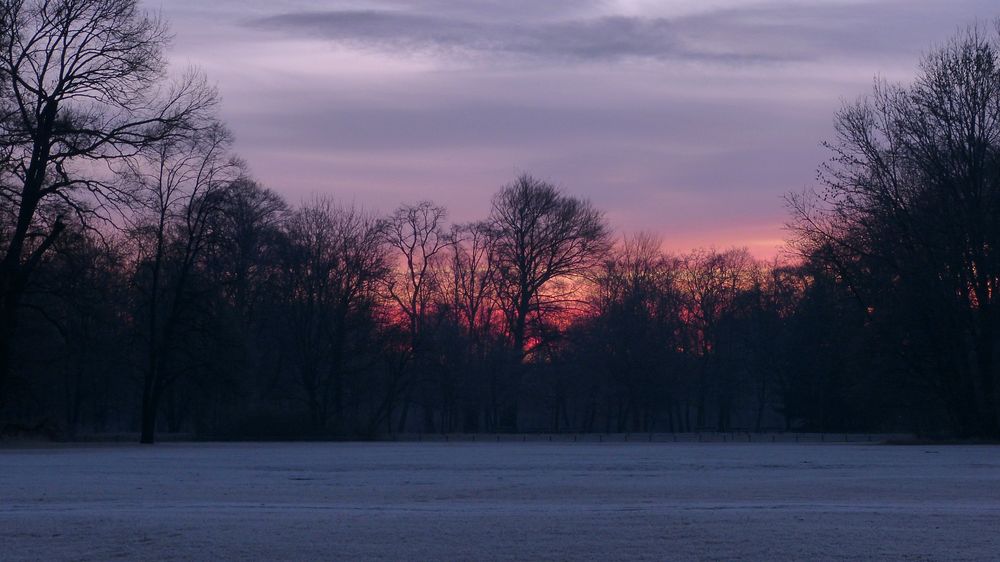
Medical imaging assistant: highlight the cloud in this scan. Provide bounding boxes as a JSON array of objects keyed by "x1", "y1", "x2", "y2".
[
  {"x1": 246, "y1": 0, "x2": 1000, "y2": 66},
  {"x1": 162, "y1": 0, "x2": 1000, "y2": 255},
  {"x1": 247, "y1": 10, "x2": 792, "y2": 64}
]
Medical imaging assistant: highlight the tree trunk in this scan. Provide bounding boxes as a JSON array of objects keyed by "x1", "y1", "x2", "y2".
[
  {"x1": 755, "y1": 375, "x2": 767, "y2": 432},
  {"x1": 397, "y1": 391, "x2": 411, "y2": 433},
  {"x1": 140, "y1": 385, "x2": 159, "y2": 444},
  {"x1": 0, "y1": 302, "x2": 16, "y2": 408}
]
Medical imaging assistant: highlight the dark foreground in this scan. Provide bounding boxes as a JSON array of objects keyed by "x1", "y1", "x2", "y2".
[{"x1": 1, "y1": 443, "x2": 998, "y2": 560}]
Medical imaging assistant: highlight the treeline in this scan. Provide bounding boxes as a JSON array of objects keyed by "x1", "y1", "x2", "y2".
[
  {"x1": 1, "y1": 1, "x2": 998, "y2": 441},
  {"x1": 4, "y1": 177, "x2": 892, "y2": 440}
]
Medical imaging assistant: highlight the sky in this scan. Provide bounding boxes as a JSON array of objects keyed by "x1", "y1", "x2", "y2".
[{"x1": 152, "y1": 0, "x2": 998, "y2": 257}]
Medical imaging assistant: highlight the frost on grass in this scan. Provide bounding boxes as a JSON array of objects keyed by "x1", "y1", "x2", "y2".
[{"x1": 1, "y1": 443, "x2": 999, "y2": 560}]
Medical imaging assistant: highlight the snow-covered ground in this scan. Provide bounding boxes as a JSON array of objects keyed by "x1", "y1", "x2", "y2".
[{"x1": 1, "y1": 442, "x2": 998, "y2": 560}]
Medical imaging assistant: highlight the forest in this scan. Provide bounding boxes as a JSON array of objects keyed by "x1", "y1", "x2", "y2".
[{"x1": 1, "y1": 0, "x2": 999, "y2": 443}]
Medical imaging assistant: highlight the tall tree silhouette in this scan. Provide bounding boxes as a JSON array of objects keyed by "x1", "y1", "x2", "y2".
[
  {"x1": 790, "y1": 25, "x2": 1000, "y2": 437},
  {"x1": 488, "y1": 174, "x2": 610, "y2": 429},
  {"x1": 129, "y1": 123, "x2": 239, "y2": 443},
  {"x1": 278, "y1": 200, "x2": 388, "y2": 433},
  {"x1": 0, "y1": 0, "x2": 215, "y2": 405},
  {"x1": 382, "y1": 201, "x2": 452, "y2": 432}
]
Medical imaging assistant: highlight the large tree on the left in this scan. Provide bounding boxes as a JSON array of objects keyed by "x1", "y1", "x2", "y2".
[{"x1": 0, "y1": 0, "x2": 216, "y2": 405}]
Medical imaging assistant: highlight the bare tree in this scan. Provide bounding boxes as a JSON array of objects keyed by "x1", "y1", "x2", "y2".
[
  {"x1": 279, "y1": 199, "x2": 388, "y2": 434},
  {"x1": 431, "y1": 221, "x2": 502, "y2": 430},
  {"x1": 488, "y1": 174, "x2": 610, "y2": 429},
  {"x1": 590, "y1": 233, "x2": 686, "y2": 432},
  {"x1": 789, "y1": 24, "x2": 1000, "y2": 437},
  {"x1": 681, "y1": 247, "x2": 755, "y2": 430},
  {"x1": 0, "y1": 0, "x2": 216, "y2": 404},
  {"x1": 382, "y1": 201, "x2": 451, "y2": 355},
  {"x1": 380, "y1": 201, "x2": 452, "y2": 432},
  {"x1": 128, "y1": 122, "x2": 239, "y2": 443},
  {"x1": 447, "y1": 221, "x2": 498, "y2": 341},
  {"x1": 200, "y1": 179, "x2": 287, "y2": 417},
  {"x1": 206, "y1": 179, "x2": 286, "y2": 319}
]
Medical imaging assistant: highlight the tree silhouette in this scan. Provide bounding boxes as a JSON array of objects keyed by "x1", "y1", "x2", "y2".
[
  {"x1": 790, "y1": 25, "x2": 1000, "y2": 437},
  {"x1": 488, "y1": 174, "x2": 610, "y2": 430},
  {"x1": 0, "y1": 0, "x2": 215, "y2": 406}
]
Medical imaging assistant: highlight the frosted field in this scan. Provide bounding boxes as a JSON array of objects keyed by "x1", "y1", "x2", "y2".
[{"x1": 1, "y1": 443, "x2": 999, "y2": 561}]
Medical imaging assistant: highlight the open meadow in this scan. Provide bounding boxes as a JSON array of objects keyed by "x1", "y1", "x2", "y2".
[{"x1": 1, "y1": 442, "x2": 998, "y2": 560}]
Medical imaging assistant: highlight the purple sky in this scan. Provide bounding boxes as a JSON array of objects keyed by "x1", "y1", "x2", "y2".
[{"x1": 154, "y1": 0, "x2": 998, "y2": 257}]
